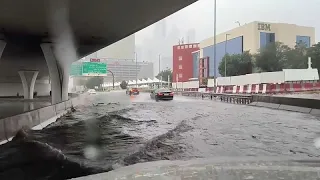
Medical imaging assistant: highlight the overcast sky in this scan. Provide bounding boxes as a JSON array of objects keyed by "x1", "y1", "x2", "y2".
[
  {"x1": 136, "y1": 0, "x2": 319, "y2": 44},
  {"x1": 135, "y1": 0, "x2": 320, "y2": 73}
]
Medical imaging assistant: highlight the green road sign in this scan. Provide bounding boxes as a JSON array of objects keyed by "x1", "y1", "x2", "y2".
[
  {"x1": 70, "y1": 63, "x2": 83, "y2": 76},
  {"x1": 82, "y1": 62, "x2": 107, "y2": 76}
]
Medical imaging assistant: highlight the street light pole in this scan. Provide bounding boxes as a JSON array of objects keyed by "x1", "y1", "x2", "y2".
[
  {"x1": 135, "y1": 52, "x2": 138, "y2": 87},
  {"x1": 158, "y1": 54, "x2": 161, "y2": 88},
  {"x1": 224, "y1": 34, "x2": 230, "y2": 77},
  {"x1": 213, "y1": 0, "x2": 217, "y2": 93},
  {"x1": 107, "y1": 70, "x2": 115, "y2": 90}
]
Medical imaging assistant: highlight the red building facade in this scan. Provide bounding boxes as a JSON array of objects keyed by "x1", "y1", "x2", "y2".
[{"x1": 172, "y1": 43, "x2": 199, "y2": 82}]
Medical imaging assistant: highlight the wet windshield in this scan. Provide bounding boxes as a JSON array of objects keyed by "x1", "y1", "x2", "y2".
[{"x1": 1, "y1": 0, "x2": 320, "y2": 180}]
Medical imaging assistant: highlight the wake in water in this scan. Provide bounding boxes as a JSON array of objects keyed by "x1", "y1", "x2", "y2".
[
  {"x1": 122, "y1": 120, "x2": 193, "y2": 166},
  {"x1": 0, "y1": 128, "x2": 109, "y2": 180},
  {"x1": 0, "y1": 104, "x2": 192, "y2": 180}
]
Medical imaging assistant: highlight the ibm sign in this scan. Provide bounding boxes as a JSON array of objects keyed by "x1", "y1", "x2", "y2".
[{"x1": 258, "y1": 23, "x2": 271, "y2": 31}]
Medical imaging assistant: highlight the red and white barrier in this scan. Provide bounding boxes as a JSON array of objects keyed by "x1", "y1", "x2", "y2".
[{"x1": 174, "y1": 81, "x2": 320, "y2": 95}]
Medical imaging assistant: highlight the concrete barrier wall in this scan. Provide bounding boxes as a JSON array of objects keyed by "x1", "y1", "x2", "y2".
[
  {"x1": 0, "y1": 94, "x2": 84, "y2": 142},
  {"x1": 252, "y1": 95, "x2": 320, "y2": 109},
  {"x1": 284, "y1": 69, "x2": 319, "y2": 82},
  {"x1": 251, "y1": 95, "x2": 320, "y2": 115},
  {"x1": 0, "y1": 120, "x2": 5, "y2": 141},
  {"x1": 55, "y1": 102, "x2": 66, "y2": 114},
  {"x1": 38, "y1": 106, "x2": 56, "y2": 123},
  {"x1": 65, "y1": 100, "x2": 72, "y2": 109}
]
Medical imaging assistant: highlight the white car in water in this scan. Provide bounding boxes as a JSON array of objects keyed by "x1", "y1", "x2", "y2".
[{"x1": 88, "y1": 89, "x2": 96, "y2": 94}]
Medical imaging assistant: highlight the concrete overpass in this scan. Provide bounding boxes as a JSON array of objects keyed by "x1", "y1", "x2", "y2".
[{"x1": 0, "y1": 0, "x2": 198, "y2": 104}]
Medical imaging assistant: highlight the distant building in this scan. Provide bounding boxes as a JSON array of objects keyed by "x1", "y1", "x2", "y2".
[
  {"x1": 172, "y1": 43, "x2": 200, "y2": 82},
  {"x1": 198, "y1": 21, "x2": 315, "y2": 77},
  {"x1": 79, "y1": 33, "x2": 153, "y2": 82},
  {"x1": 72, "y1": 33, "x2": 153, "y2": 84},
  {"x1": 186, "y1": 29, "x2": 196, "y2": 43},
  {"x1": 99, "y1": 59, "x2": 154, "y2": 82}
]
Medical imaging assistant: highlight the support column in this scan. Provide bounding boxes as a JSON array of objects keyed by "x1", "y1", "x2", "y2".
[
  {"x1": 40, "y1": 43, "x2": 70, "y2": 104},
  {"x1": 0, "y1": 40, "x2": 6, "y2": 61},
  {"x1": 18, "y1": 71, "x2": 39, "y2": 99}
]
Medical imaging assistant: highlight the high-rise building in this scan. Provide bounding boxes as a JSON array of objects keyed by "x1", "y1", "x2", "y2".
[
  {"x1": 173, "y1": 43, "x2": 199, "y2": 82},
  {"x1": 99, "y1": 58, "x2": 154, "y2": 82},
  {"x1": 186, "y1": 29, "x2": 196, "y2": 43},
  {"x1": 197, "y1": 21, "x2": 315, "y2": 77},
  {"x1": 155, "y1": 19, "x2": 167, "y2": 39}
]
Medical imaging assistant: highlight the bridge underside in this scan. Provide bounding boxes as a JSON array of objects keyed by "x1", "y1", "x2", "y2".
[
  {"x1": 0, "y1": 0, "x2": 198, "y2": 103},
  {"x1": 0, "y1": 0, "x2": 197, "y2": 57}
]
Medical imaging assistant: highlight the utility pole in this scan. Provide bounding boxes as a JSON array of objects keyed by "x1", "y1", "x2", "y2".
[
  {"x1": 213, "y1": 0, "x2": 217, "y2": 93},
  {"x1": 224, "y1": 34, "x2": 230, "y2": 77},
  {"x1": 135, "y1": 52, "x2": 138, "y2": 87},
  {"x1": 107, "y1": 70, "x2": 115, "y2": 90},
  {"x1": 158, "y1": 54, "x2": 161, "y2": 88}
]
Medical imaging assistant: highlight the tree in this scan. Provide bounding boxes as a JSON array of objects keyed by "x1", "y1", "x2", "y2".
[
  {"x1": 283, "y1": 43, "x2": 307, "y2": 69},
  {"x1": 85, "y1": 76, "x2": 103, "y2": 89},
  {"x1": 307, "y1": 42, "x2": 320, "y2": 76},
  {"x1": 255, "y1": 42, "x2": 291, "y2": 72},
  {"x1": 120, "y1": 80, "x2": 128, "y2": 89},
  {"x1": 156, "y1": 69, "x2": 172, "y2": 82},
  {"x1": 218, "y1": 51, "x2": 253, "y2": 76}
]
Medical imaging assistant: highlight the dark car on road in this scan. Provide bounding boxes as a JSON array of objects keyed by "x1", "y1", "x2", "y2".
[
  {"x1": 126, "y1": 87, "x2": 139, "y2": 95},
  {"x1": 150, "y1": 88, "x2": 174, "y2": 101}
]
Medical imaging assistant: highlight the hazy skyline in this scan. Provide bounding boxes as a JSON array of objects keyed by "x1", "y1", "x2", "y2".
[{"x1": 135, "y1": 0, "x2": 320, "y2": 73}]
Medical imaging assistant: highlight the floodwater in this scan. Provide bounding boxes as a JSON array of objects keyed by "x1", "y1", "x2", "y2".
[{"x1": 1, "y1": 91, "x2": 320, "y2": 180}]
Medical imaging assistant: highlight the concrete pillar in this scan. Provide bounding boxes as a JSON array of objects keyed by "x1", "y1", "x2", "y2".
[
  {"x1": 0, "y1": 40, "x2": 6, "y2": 60},
  {"x1": 40, "y1": 43, "x2": 70, "y2": 104},
  {"x1": 0, "y1": 40, "x2": 7, "y2": 67},
  {"x1": 18, "y1": 70, "x2": 39, "y2": 99},
  {"x1": 24, "y1": 102, "x2": 34, "y2": 112}
]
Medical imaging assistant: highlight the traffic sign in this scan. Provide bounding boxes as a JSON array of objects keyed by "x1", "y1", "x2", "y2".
[
  {"x1": 70, "y1": 63, "x2": 83, "y2": 76},
  {"x1": 82, "y1": 62, "x2": 107, "y2": 76}
]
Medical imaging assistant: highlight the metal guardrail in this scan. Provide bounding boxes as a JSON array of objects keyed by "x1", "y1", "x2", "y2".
[
  {"x1": 138, "y1": 89, "x2": 253, "y2": 105},
  {"x1": 178, "y1": 91, "x2": 253, "y2": 104}
]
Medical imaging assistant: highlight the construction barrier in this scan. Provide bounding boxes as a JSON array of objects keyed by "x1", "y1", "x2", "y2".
[{"x1": 174, "y1": 81, "x2": 320, "y2": 94}]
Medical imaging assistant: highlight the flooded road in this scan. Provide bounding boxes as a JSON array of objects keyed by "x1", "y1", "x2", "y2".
[{"x1": 1, "y1": 91, "x2": 320, "y2": 179}]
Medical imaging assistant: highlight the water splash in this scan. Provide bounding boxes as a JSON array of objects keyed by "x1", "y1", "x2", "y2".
[
  {"x1": 47, "y1": 0, "x2": 78, "y2": 67},
  {"x1": 314, "y1": 137, "x2": 320, "y2": 149},
  {"x1": 84, "y1": 145, "x2": 101, "y2": 160}
]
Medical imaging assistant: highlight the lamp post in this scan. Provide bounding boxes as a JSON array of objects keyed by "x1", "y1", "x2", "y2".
[
  {"x1": 135, "y1": 52, "x2": 138, "y2": 87},
  {"x1": 224, "y1": 33, "x2": 230, "y2": 77},
  {"x1": 158, "y1": 54, "x2": 161, "y2": 88},
  {"x1": 213, "y1": 0, "x2": 217, "y2": 93},
  {"x1": 107, "y1": 70, "x2": 115, "y2": 90}
]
